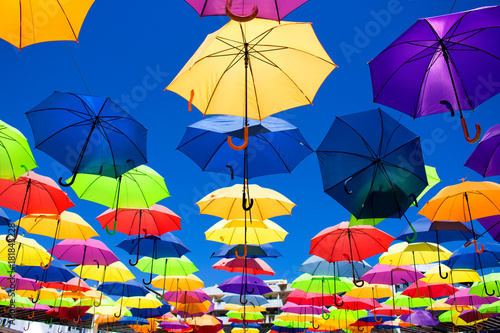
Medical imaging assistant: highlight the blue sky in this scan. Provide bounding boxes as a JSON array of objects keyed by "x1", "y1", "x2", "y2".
[{"x1": 1, "y1": 0, "x2": 500, "y2": 289}]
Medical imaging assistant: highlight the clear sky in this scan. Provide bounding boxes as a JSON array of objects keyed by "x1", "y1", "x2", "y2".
[{"x1": 0, "y1": 0, "x2": 499, "y2": 289}]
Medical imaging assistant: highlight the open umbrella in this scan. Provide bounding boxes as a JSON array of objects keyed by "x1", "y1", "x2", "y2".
[
  {"x1": 135, "y1": 255, "x2": 198, "y2": 285},
  {"x1": 421, "y1": 264, "x2": 480, "y2": 285},
  {"x1": 298, "y1": 256, "x2": 372, "y2": 278},
  {"x1": 186, "y1": 314, "x2": 222, "y2": 333},
  {"x1": 205, "y1": 218, "x2": 288, "y2": 245},
  {"x1": 222, "y1": 293, "x2": 269, "y2": 306},
  {"x1": 213, "y1": 258, "x2": 275, "y2": 275},
  {"x1": 0, "y1": 234, "x2": 52, "y2": 266},
  {"x1": 211, "y1": 243, "x2": 282, "y2": 259},
  {"x1": 399, "y1": 310, "x2": 440, "y2": 326},
  {"x1": 152, "y1": 274, "x2": 204, "y2": 292},
  {"x1": 219, "y1": 275, "x2": 273, "y2": 296},
  {"x1": 369, "y1": 5, "x2": 500, "y2": 143},
  {"x1": 465, "y1": 124, "x2": 500, "y2": 177},
  {"x1": 0, "y1": 120, "x2": 37, "y2": 181},
  {"x1": 16, "y1": 259, "x2": 77, "y2": 284},
  {"x1": 316, "y1": 108, "x2": 427, "y2": 220}
]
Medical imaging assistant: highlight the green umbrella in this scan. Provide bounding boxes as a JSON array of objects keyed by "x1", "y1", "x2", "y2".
[
  {"x1": 69, "y1": 165, "x2": 170, "y2": 235},
  {"x1": 383, "y1": 292, "x2": 435, "y2": 308},
  {"x1": 0, "y1": 294, "x2": 34, "y2": 308},
  {"x1": 0, "y1": 120, "x2": 37, "y2": 181},
  {"x1": 272, "y1": 320, "x2": 312, "y2": 328},
  {"x1": 291, "y1": 274, "x2": 354, "y2": 294},
  {"x1": 0, "y1": 261, "x2": 13, "y2": 276},
  {"x1": 349, "y1": 215, "x2": 384, "y2": 227},
  {"x1": 227, "y1": 310, "x2": 264, "y2": 321},
  {"x1": 328, "y1": 308, "x2": 367, "y2": 320},
  {"x1": 469, "y1": 273, "x2": 500, "y2": 297},
  {"x1": 439, "y1": 310, "x2": 469, "y2": 325},
  {"x1": 38, "y1": 297, "x2": 76, "y2": 308},
  {"x1": 479, "y1": 300, "x2": 500, "y2": 314},
  {"x1": 411, "y1": 165, "x2": 440, "y2": 207},
  {"x1": 136, "y1": 256, "x2": 198, "y2": 285}
]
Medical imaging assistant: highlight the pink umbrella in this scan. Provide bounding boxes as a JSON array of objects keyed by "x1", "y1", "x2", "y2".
[
  {"x1": 281, "y1": 302, "x2": 329, "y2": 315},
  {"x1": 212, "y1": 258, "x2": 275, "y2": 276},
  {"x1": 0, "y1": 274, "x2": 41, "y2": 291},
  {"x1": 445, "y1": 288, "x2": 500, "y2": 307},
  {"x1": 337, "y1": 296, "x2": 381, "y2": 311}
]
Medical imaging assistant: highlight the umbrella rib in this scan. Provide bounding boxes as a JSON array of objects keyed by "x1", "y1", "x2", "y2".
[
  {"x1": 55, "y1": 0, "x2": 79, "y2": 41},
  {"x1": 200, "y1": 138, "x2": 229, "y2": 171},
  {"x1": 256, "y1": 135, "x2": 292, "y2": 173}
]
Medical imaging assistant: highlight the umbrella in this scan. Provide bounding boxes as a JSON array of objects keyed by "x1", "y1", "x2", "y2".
[
  {"x1": 222, "y1": 293, "x2": 269, "y2": 306},
  {"x1": 360, "y1": 264, "x2": 425, "y2": 285},
  {"x1": 470, "y1": 273, "x2": 500, "y2": 297},
  {"x1": 219, "y1": 275, "x2": 273, "y2": 296},
  {"x1": 465, "y1": 124, "x2": 500, "y2": 177},
  {"x1": 173, "y1": 300, "x2": 214, "y2": 318},
  {"x1": 421, "y1": 264, "x2": 481, "y2": 285},
  {"x1": 15, "y1": 259, "x2": 77, "y2": 283},
  {"x1": 162, "y1": 289, "x2": 211, "y2": 306},
  {"x1": 70, "y1": 165, "x2": 170, "y2": 235},
  {"x1": 0, "y1": 1, "x2": 95, "y2": 49},
  {"x1": 0, "y1": 120, "x2": 37, "y2": 181},
  {"x1": 96, "y1": 280, "x2": 149, "y2": 317},
  {"x1": 117, "y1": 232, "x2": 190, "y2": 266},
  {"x1": 211, "y1": 243, "x2": 282, "y2": 259},
  {"x1": 213, "y1": 258, "x2": 275, "y2": 275},
  {"x1": 0, "y1": 274, "x2": 41, "y2": 291},
  {"x1": 477, "y1": 214, "x2": 500, "y2": 244},
  {"x1": 402, "y1": 280, "x2": 457, "y2": 299},
  {"x1": 135, "y1": 255, "x2": 198, "y2": 285},
  {"x1": 159, "y1": 320, "x2": 191, "y2": 331},
  {"x1": 177, "y1": 115, "x2": 312, "y2": 179},
  {"x1": 151, "y1": 274, "x2": 204, "y2": 292},
  {"x1": 184, "y1": 0, "x2": 308, "y2": 21},
  {"x1": 310, "y1": 222, "x2": 394, "y2": 286},
  {"x1": 186, "y1": 314, "x2": 222, "y2": 333},
  {"x1": 419, "y1": 180, "x2": 500, "y2": 253},
  {"x1": 399, "y1": 310, "x2": 440, "y2": 326},
  {"x1": 316, "y1": 108, "x2": 427, "y2": 220},
  {"x1": 26, "y1": 91, "x2": 147, "y2": 186},
  {"x1": 281, "y1": 303, "x2": 328, "y2": 316},
  {"x1": 369, "y1": 304, "x2": 413, "y2": 316},
  {"x1": 73, "y1": 261, "x2": 135, "y2": 285},
  {"x1": 96, "y1": 204, "x2": 181, "y2": 236},
  {"x1": 369, "y1": 5, "x2": 500, "y2": 143},
  {"x1": 445, "y1": 288, "x2": 499, "y2": 307},
  {"x1": 0, "y1": 234, "x2": 52, "y2": 266},
  {"x1": 298, "y1": 256, "x2": 372, "y2": 278},
  {"x1": 205, "y1": 218, "x2": 288, "y2": 245},
  {"x1": 291, "y1": 274, "x2": 353, "y2": 309},
  {"x1": 228, "y1": 310, "x2": 264, "y2": 321},
  {"x1": 458, "y1": 309, "x2": 497, "y2": 329},
  {"x1": 285, "y1": 289, "x2": 341, "y2": 307},
  {"x1": 128, "y1": 303, "x2": 171, "y2": 318}
]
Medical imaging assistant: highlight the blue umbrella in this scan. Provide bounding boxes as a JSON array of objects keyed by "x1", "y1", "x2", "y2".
[
  {"x1": 358, "y1": 314, "x2": 395, "y2": 323},
  {"x1": 128, "y1": 304, "x2": 171, "y2": 318},
  {"x1": 117, "y1": 316, "x2": 149, "y2": 325},
  {"x1": 211, "y1": 244, "x2": 282, "y2": 259},
  {"x1": 16, "y1": 259, "x2": 76, "y2": 285},
  {"x1": 177, "y1": 115, "x2": 313, "y2": 179},
  {"x1": 316, "y1": 108, "x2": 428, "y2": 219},
  {"x1": 231, "y1": 323, "x2": 262, "y2": 329},
  {"x1": 222, "y1": 293, "x2": 269, "y2": 307},
  {"x1": 297, "y1": 255, "x2": 372, "y2": 278},
  {"x1": 117, "y1": 232, "x2": 190, "y2": 266},
  {"x1": 0, "y1": 208, "x2": 9, "y2": 226},
  {"x1": 25, "y1": 91, "x2": 148, "y2": 187},
  {"x1": 98, "y1": 280, "x2": 150, "y2": 317}
]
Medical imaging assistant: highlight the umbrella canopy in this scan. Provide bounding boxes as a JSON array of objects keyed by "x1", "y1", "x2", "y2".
[
  {"x1": 16, "y1": 259, "x2": 77, "y2": 283},
  {"x1": 228, "y1": 310, "x2": 265, "y2": 321},
  {"x1": 166, "y1": 18, "x2": 335, "y2": 121},
  {"x1": 445, "y1": 288, "x2": 499, "y2": 307},
  {"x1": 97, "y1": 279, "x2": 150, "y2": 298},
  {"x1": 443, "y1": 242, "x2": 500, "y2": 272},
  {"x1": 222, "y1": 293, "x2": 269, "y2": 306},
  {"x1": 402, "y1": 281, "x2": 458, "y2": 299},
  {"x1": 50, "y1": 238, "x2": 119, "y2": 266},
  {"x1": 458, "y1": 309, "x2": 497, "y2": 324},
  {"x1": 177, "y1": 115, "x2": 312, "y2": 179},
  {"x1": 465, "y1": 124, "x2": 500, "y2": 177},
  {"x1": 213, "y1": 258, "x2": 275, "y2": 275},
  {"x1": 369, "y1": 5, "x2": 500, "y2": 143},
  {"x1": 0, "y1": 234, "x2": 52, "y2": 266},
  {"x1": 379, "y1": 242, "x2": 452, "y2": 266},
  {"x1": 395, "y1": 217, "x2": 477, "y2": 243},
  {"x1": 421, "y1": 264, "x2": 481, "y2": 284},
  {"x1": 360, "y1": 264, "x2": 425, "y2": 285},
  {"x1": 285, "y1": 289, "x2": 341, "y2": 307},
  {"x1": 151, "y1": 274, "x2": 204, "y2": 292},
  {"x1": 219, "y1": 275, "x2": 273, "y2": 295},
  {"x1": 281, "y1": 302, "x2": 328, "y2": 315},
  {"x1": 117, "y1": 293, "x2": 163, "y2": 309},
  {"x1": 0, "y1": 120, "x2": 37, "y2": 181},
  {"x1": 73, "y1": 261, "x2": 135, "y2": 283},
  {"x1": 0, "y1": 1, "x2": 95, "y2": 49},
  {"x1": 291, "y1": 274, "x2": 353, "y2": 295},
  {"x1": 470, "y1": 273, "x2": 500, "y2": 297},
  {"x1": 370, "y1": 304, "x2": 413, "y2": 316},
  {"x1": 0, "y1": 274, "x2": 41, "y2": 291},
  {"x1": 211, "y1": 243, "x2": 282, "y2": 259},
  {"x1": 477, "y1": 215, "x2": 500, "y2": 243},
  {"x1": 96, "y1": 204, "x2": 181, "y2": 236},
  {"x1": 298, "y1": 256, "x2": 372, "y2": 278},
  {"x1": 399, "y1": 310, "x2": 440, "y2": 326},
  {"x1": 186, "y1": 315, "x2": 222, "y2": 333},
  {"x1": 163, "y1": 289, "x2": 211, "y2": 306},
  {"x1": 205, "y1": 218, "x2": 288, "y2": 245},
  {"x1": 345, "y1": 284, "x2": 392, "y2": 299},
  {"x1": 196, "y1": 184, "x2": 295, "y2": 220},
  {"x1": 316, "y1": 108, "x2": 427, "y2": 219},
  {"x1": 117, "y1": 233, "x2": 190, "y2": 261},
  {"x1": 136, "y1": 256, "x2": 198, "y2": 277}
]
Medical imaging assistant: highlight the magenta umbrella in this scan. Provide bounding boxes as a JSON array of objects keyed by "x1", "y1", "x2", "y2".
[
  {"x1": 0, "y1": 274, "x2": 41, "y2": 291},
  {"x1": 184, "y1": 0, "x2": 308, "y2": 22},
  {"x1": 445, "y1": 288, "x2": 500, "y2": 307},
  {"x1": 281, "y1": 302, "x2": 329, "y2": 315}
]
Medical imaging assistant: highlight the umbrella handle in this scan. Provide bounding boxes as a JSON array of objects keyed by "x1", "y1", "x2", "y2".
[
  {"x1": 484, "y1": 283, "x2": 496, "y2": 296},
  {"x1": 438, "y1": 264, "x2": 449, "y2": 280},
  {"x1": 353, "y1": 278, "x2": 364, "y2": 288},
  {"x1": 475, "y1": 322, "x2": 483, "y2": 331},
  {"x1": 41, "y1": 258, "x2": 52, "y2": 270},
  {"x1": 106, "y1": 220, "x2": 117, "y2": 235},
  {"x1": 373, "y1": 312, "x2": 382, "y2": 323},
  {"x1": 156, "y1": 290, "x2": 166, "y2": 301},
  {"x1": 46, "y1": 317, "x2": 53, "y2": 325},
  {"x1": 32, "y1": 292, "x2": 40, "y2": 304},
  {"x1": 245, "y1": 283, "x2": 255, "y2": 294},
  {"x1": 23, "y1": 321, "x2": 30, "y2": 331},
  {"x1": 239, "y1": 293, "x2": 248, "y2": 305},
  {"x1": 242, "y1": 192, "x2": 254, "y2": 211},
  {"x1": 225, "y1": 0, "x2": 258, "y2": 22},
  {"x1": 464, "y1": 239, "x2": 484, "y2": 254},
  {"x1": 431, "y1": 312, "x2": 439, "y2": 321},
  {"x1": 358, "y1": 325, "x2": 365, "y2": 332},
  {"x1": 28, "y1": 310, "x2": 35, "y2": 319},
  {"x1": 129, "y1": 251, "x2": 140, "y2": 266},
  {"x1": 228, "y1": 125, "x2": 249, "y2": 151},
  {"x1": 188, "y1": 89, "x2": 194, "y2": 112},
  {"x1": 334, "y1": 296, "x2": 343, "y2": 308},
  {"x1": 393, "y1": 304, "x2": 402, "y2": 314},
  {"x1": 58, "y1": 174, "x2": 77, "y2": 187},
  {"x1": 311, "y1": 320, "x2": 320, "y2": 330},
  {"x1": 321, "y1": 311, "x2": 330, "y2": 320},
  {"x1": 226, "y1": 165, "x2": 234, "y2": 180},
  {"x1": 73, "y1": 314, "x2": 81, "y2": 324},
  {"x1": 406, "y1": 222, "x2": 417, "y2": 243},
  {"x1": 344, "y1": 177, "x2": 353, "y2": 194},
  {"x1": 235, "y1": 243, "x2": 248, "y2": 259},
  {"x1": 452, "y1": 326, "x2": 457, "y2": 333},
  {"x1": 461, "y1": 117, "x2": 481, "y2": 144}
]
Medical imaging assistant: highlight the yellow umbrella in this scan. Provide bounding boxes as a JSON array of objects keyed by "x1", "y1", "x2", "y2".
[
  {"x1": 276, "y1": 312, "x2": 319, "y2": 323},
  {"x1": 16, "y1": 288, "x2": 59, "y2": 303},
  {"x1": 224, "y1": 304, "x2": 266, "y2": 312},
  {"x1": 196, "y1": 184, "x2": 295, "y2": 220},
  {"x1": 379, "y1": 242, "x2": 452, "y2": 266},
  {"x1": 427, "y1": 298, "x2": 474, "y2": 312},
  {"x1": 205, "y1": 219, "x2": 288, "y2": 245},
  {"x1": 117, "y1": 293, "x2": 163, "y2": 309},
  {"x1": 166, "y1": 19, "x2": 335, "y2": 121},
  {"x1": 232, "y1": 328, "x2": 259, "y2": 333},
  {"x1": 422, "y1": 264, "x2": 481, "y2": 284},
  {"x1": 0, "y1": 234, "x2": 51, "y2": 266},
  {"x1": 345, "y1": 283, "x2": 393, "y2": 299},
  {"x1": 151, "y1": 274, "x2": 204, "y2": 292},
  {"x1": 0, "y1": 1, "x2": 95, "y2": 49},
  {"x1": 73, "y1": 261, "x2": 135, "y2": 283}
]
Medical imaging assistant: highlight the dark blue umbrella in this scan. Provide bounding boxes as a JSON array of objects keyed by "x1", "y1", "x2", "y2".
[
  {"x1": 117, "y1": 232, "x2": 190, "y2": 266},
  {"x1": 0, "y1": 208, "x2": 9, "y2": 226},
  {"x1": 16, "y1": 259, "x2": 76, "y2": 284},
  {"x1": 128, "y1": 304, "x2": 171, "y2": 318},
  {"x1": 297, "y1": 256, "x2": 372, "y2": 278},
  {"x1": 97, "y1": 280, "x2": 150, "y2": 317},
  {"x1": 117, "y1": 316, "x2": 149, "y2": 325},
  {"x1": 211, "y1": 243, "x2": 282, "y2": 259},
  {"x1": 358, "y1": 314, "x2": 395, "y2": 323},
  {"x1": 26, "y1": 91, "x2": 148, "y2": 187},
  {"x1": 316, "y1": 108, "x2": 428, "y2": 219},
  {"x1": 231, "y1": 323, "x2": 262, "y2": 329},
  {"x1": 177, "y1": 115, "x2": 313, "y2": 179}
]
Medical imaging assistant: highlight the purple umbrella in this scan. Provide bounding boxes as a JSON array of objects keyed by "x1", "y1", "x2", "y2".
[
  {"x1": 0, "y1": 274, "x2": 41, "y2": 291},
  {"x1": 219, "y1": 275, "x2": 272, "y2": 301},
  {"x1": 465, "y1": 125, "x2": 500, "y2": 177},
  {"x1": 478, "y1": 215, "x2": 500, "y2": 242},
  {"x1": 184, "y1": 0, "x2": 308, "y2": 22},
  {"x1": 281, "y1": 302, "x2": 329, "y2": 315},
  {"x1": 369, "y1": 5, "x2": 500, "y2": 143},
  {"x1": 445, "y1": 288, "x2": 500, "y2": 307},
  {"x1": 159, "y1": 321, "x2": 191, "y2": 331},
  {"x1": 459, "y1": 309, "x2": 498, "y2": 323},
  {"x1": 400, "y1": 310, "x2": 440, "y2": 326}
]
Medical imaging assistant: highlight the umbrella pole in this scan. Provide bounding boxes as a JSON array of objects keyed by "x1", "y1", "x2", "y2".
[
  {"x1": 463, "y1": 193, "x2": 484, "y2": 253},
  {"x1": 71, "y1": 245, "x2": 87, "y2": 293},
  {"x1": 477, "y1": 251, "x2": 495, "y2": 296},
  {"x1": 412, "y1": 251, "x2": 425, "y2": 298},
  {"x1": 13, "y1": 179, "x2": 31, "y2": 241},
  {"x1": 106, "y1": 176, "x2": 122, "y2": 235},
  {"x1": 435, "y1": 230, "x2": 449, "y2": 279},
  {"x1": 130, "y1": 210, "x2": 143, "y2": 266},
  {"x1": 347, "y1": 229, "x2": 364, "y2": 287},
  {"x1": 42, "y1": 219, "x2": 60, "y2": 269}
]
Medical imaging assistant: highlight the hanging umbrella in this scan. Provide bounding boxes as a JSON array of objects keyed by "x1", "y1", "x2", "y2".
[
  {"x1": 402, "y1": 280, "x2": 457, "y2": 299},
  {"x1": 16, "y1": 259, "x2": 77, "y2": 283},
  {"x1": 186, "y1": 314, "x2": 222, "y2": 333},
  {"x1": 421, "y1": 264, "x2": 481, "y2": 285},
  {"x1": 162, "y1": 289, "x2": 211, "y2": 306},
  {"x1": 469, "y1": 273, "x2": 500, "y2": 297},
  {"x1": 465, "y1": 124, "x2": 500, "y2": 177},
  {"x1": 211, "y1": 243, "x2": 282, "y2": 259},
  {"x1": 316, "y1": 108, "x2": 427, "y2": 220},
  {"x1": 285, "y1": 289, "x2": 341, "y2": 307},
  {"x1": 0, "y1": 120, "x2": 37, "y2": 181},
  {"x1": 151, "y1": 274, "x2": 204, "y2": 292},
  {"x1": 458, "y1": 309, "x2": 497, "y2": 326},
  {"x1": 135, "y1": 255, "x2": 198, "y2": 285},
  {"x1": 298, "y1": 256, "x2": 372, "y2": 278},
  {"x1": 445, "y1": 288, "x2": 499, "y2": 307},
  {"x1": 128, "y1": 303, "x2": 171, "y2": 318},
  {"x1": 477, "y1": 214, "x2": 500, "y2": 244},
  {"x1": 222, "y1": 293, "x2": 269, "y2": 306},
  {"x1": 228, "y1": 310, "x2": 265, "y2": 321},
  {"x1": 280, "y1": 303, "x2": 328, "y2": 316},
  {"x1": 369, "y1": 5, "x2": 500, "y2": 143},
  {"x1": 177, "y1": 115, "x2": 312, "y2": 179},
  {"x1": 26, "y1": 91, "x2": 147, "y2": 186},
  {"x1": 205, "y1": 218, "x2": 288, "y2": 245},
  {"x1": 399, "y1": 310, "x2": 440, "y2": 326},
  {"x1": 360, "y1": 263, "x2": 425, "y2": 285},
  {"x1": 0, "y1": 234, "x2": 52, "y2": 266},
  {"x1": 173, "y1": 300, "x2": 214, "y2": 318},
  {"x1": 96, "y1": 204, "x2": 181, "y2": 236},
  {"x1": 291, "y1": 273, "x2": 353, "y2": 309},
  {"x1": 73, "y1": 261, "x2": 135, "y2": 289},
  {"x1": 219, "y1": 275, "x2": 273, "y2": 295},
  {"x1": 370, "y1": 304, "x2": 413, "y2": 316},
  {"x1": 213, "y1": 258, "x2": 275, "y2": 275},
  {"x1": 159, "y1": 320, "x2": 191, "y2": 332},
  {"x1": 96, "y1": 280, "x2": 149, "y2": 316},
  {"x1": 310, "y1": 222, "x2": 394, "y2": 286},
  {"x1": 0, "y1": 274, "x2": 41, "y2": 291},
  {"x1": 70, "y1": 165, "x2": 170, "y2": 235},
  {"x1": 479, "y1": 300, "x2": 500, "y2": 314}
]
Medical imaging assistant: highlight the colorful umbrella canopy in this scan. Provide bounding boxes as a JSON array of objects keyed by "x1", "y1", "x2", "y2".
[
  {"x1": 316, "y1": 108, "x2": 427, "y2": 219},
  {"x1": 213, "y1": 258, "x2": 275, "y2": 275},
  {"x1": 205, "y1": 218, "x2": 288, "y2": 245},
  {"x1": 360, "y1": 264, "x2": 425, "y2": 285},
  {"x1": 0, "y1": 1, "x2": 95, "y2": 49},
  {"x1": 228, "y1": 310, "x2": 265, "y2": 321},
  {"x1": 345, "y1": 284, "x2": 392, "y2": 299},
  {"x1": 0, "y1": 274, "x2": 41, "y2": 291},
  {"x1": 0, "y1": 234, "x2": 52, "y2": 266},
  {"x1": 298, "y1": 256, "x2": 372, "y2": 278},
  {"x1": 117, "y1": 293, "x2": 163, "y2": 309},
  {"x1": 211, "y1": 243, "x2": 282, "y2": 259},
  {"x1": 465, "y1": 124, "x2": 500, "y2": 177},
  {"x1": 196, "y1": 184, "x2": 295, "y2": 220},
  {"x1": 478, "y1": 214, "x2": 500, "y2": 243},
  {"x1": 166, "y1": 18, "x2": 335, "y2": 121},
  {"x1": 369, "y1": 5, "x2": 500, "y2": 143},
  {"x1": 177, "y1": 115, "x2": 312, "y2": 179},
  {"x1": 458, "y1": 309, "x2": 498, "y2": 324},
  {"x1": 470, "y1": 273, "x2": 500, "y2": 297},
  {"x1": 222, "y1": 293, "x2": 269, "y2": 306},
  {"x1": 97, "y1": 279, "x2": 150, "y2": 298},
  {"x1": 162, "y1": 289, "x2": 211, "y2": 306},
  {"x1": 379, "y1": 242, "x2": 452, "y2": 266},
  {"x1": 96, "y1": 204, "x2": 181, "y2": 236},
  {"x1": 173, "y1": 300, "x2": 213, "y2": 318},
  {"x1": 370, "y1": 304, "x2": 413, "y2": 316},
  {"x1": 186, "y1": 314, "x2": 222, "y2": 333},
  {"x1": 219, "y1": 275, "x2": 273, "y2": 295},
  {"x1": 50, "y1": 238, "x2": 119, "y2": 266},
  {"x1": 384, "y1": 293, "x2": 434, "y2": 309},
  {"x1": 16, "y1": 259, "x2": 77, "y2": 283},
  {"x1": 285, "y1": 289, "x2": 341, "y2": 307},
  {"x1": 291, "y1": 274, "x2": 353, "y2": 295},
  {"x1": 280, "y1": 302, "x2": 328, "y2": 315},
  {"x1": 136, "y1": 256, "x2": 198, "y2": 285},
  {"x1": 73, "y1": 261, "x2": 135, "y2": 283},
  {"x1": 0, "y1": 294, "x2": 34, "y2": 308},
  {"x1": 151, "y1": 274, "x2": 204, "y2": 292},
  {"x1": 0, "y1": 120, "x2": 37, "y2": 181},
  {"x1": 421, "y1": 264, "x2": 481, "y2": 284},
  {"x1": 399, "y1": 310, "x2": 440, "y2": 326},
  {"x1": 402, "y1": 281, "x2": 457, "y2": 299},
  {"x1": 445, "y1": 288, "x2": 499, "y2": 307}
]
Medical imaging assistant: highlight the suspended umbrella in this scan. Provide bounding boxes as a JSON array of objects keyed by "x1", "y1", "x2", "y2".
[
  {"x1": 151, "y1": 274, "x2": 204, "y2": 292},
  {"x1": 419, "y1": 180, "x2": 500, "y2": 253},
  {"x1": 343, "y1": 284, "x2": 390, "y2": 323},
  {"x1": 136, "y1": 255, "x2": 198, "y2": 285},
  {"x1": 211, "y1": 243, "x2": 282, "y2": 259},
  {"x1": 469, "y1": 273, "x2": 500, "y2": 297},
  {"x1": 117, "y1": 293, "x2": 163, "y2": 312},
  {"x1": 421, "y1": 264, "x2": 481, "y2": 285},
  {"x1": 310, "y1": 222, "x2": 394, "y2": 287},
  {"x1": 186, "y1": 314, "x2": 222, "y2": 333},
  {"x1": 402, "y1": 280, "x2": 458, "y2": 299},
  {"x1": 369, "y1": 304, "x2": 413, "y2": 316},
  {"x1": 15, "y1": 259, "x2": 77, "y2": 284},
  {"x1": 360, "y1": 263, "x2": 425, "y2": 285},
  {"x1": 96, "y1": 204, "x2": 181, "y2": 236},
  {"x1": 0, "y1": 120, "x2": 37, "y2": 181},
  {"x1": 0, "y1": 234, "x2": 52, "y2": 266},
  {"x1": 159, "y1": 320, "x2": 191, "y2": 332},
  {"x1": 219, "y1": 275, "x2": 273, "y2": 296},
  {"x1": 383, "y1": 292, "x2": 435, "y2": 310},
  {"x1": 399, "y1": 310, "x2": 440, "y2": 327},
  {"x1": 298, "y1": 256, "x2": 372, "y2": 278},
  {"x1": 42, "y1": 277, "x2": 92, "y2": 295},
  {"x1": 280, "y1": 303, "x2": 328, "y2": 316},
  {"x1": 173, "y1": 300, "x2": 214, "y2": 319},
  {"x1": 0, "y1": 294, "x2": 34, "y2": 309},
  {"x1": 177, "y1": 115, "x2": 312, "y2": 179},
  {"x1": 273, "y1": 319, "x2": 312, "y2": 329},
  {"x1": 369, "y1": 5, "x2": 500, "y2": 143},
  {"x1": 205, "y1": 219, "x2": 288, "y2": 245},
  {"x1": 477, "y1": 214, "x2": 500, "y2": 244},
  {"x1": 316, "y1": 108, "x2": 427, "y2": 220},
  {"x1": 285, "y1": 289, "x2": 342, "y2": 308},
  {"x1": 213, "y1": 258, "x2": 274, "y2": 275},
  {"x1": 70, "y1": 165, "x2": 170, "y2": 235},
  {"x1": 228, "y1": 310, "x2": 265, "y2": 321},
  {"x1": 15, "y1": 211, "x2": 98, "y2": 268},
  {"x1": 445, "y1": 288, "x2": 499, "y2": 310},
  {"x1": 459, "y1": 309, "x2": 498, "y2": 324},
  {"x1": 291, "y1": 274, "x2": 353, "y2": 309},
  {"x1": 0, "y1": 274, "x2": 41, "y2": 291},
  {"x1": 222, "y1": 293, "x2": 269, "y2": 306},
  {"x1": 465, "y1": 124, "x2": 500, "y2": 177},
  {"x1": 162, "y1": 289, "x2": 211, "y2": 307}
]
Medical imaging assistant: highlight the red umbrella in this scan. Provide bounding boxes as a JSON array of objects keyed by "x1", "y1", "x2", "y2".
[
  {"x1": 310, "y1": 222, "x2": 394, "y2": 286},
  {"x1": 228, "y1": 318, "x2": 264, "y2": 323},
  {"x1": 41, "y1": 277, "x2": 92, "y2": 292},
  {"x1": 370, "y1": 304, "x2": 413, "y2": 316},
  {"x1": 402, "y1": 280, "x2": 457, "y2": 299},
  {"x1": 0, "y1": 171, "x2": 74, "y2": 238},
  {"x1": 212, "y1": 258, "x2": 275, "y2": 276},
  {"x1": 337, "y1": 296, "x2": 381, "y2": 311},
  {"x1": 96, "y1": 204, "x2": 181, "y2": 236},
  {"x1": 285, "y1": 289, "x2": 342, "y2": 306},
  {"x1": 46, "y1": 305, "x2": 91, "y2": 323}
]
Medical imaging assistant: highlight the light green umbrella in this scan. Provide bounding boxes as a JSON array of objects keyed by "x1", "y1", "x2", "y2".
[
  {"x1": 479, "y1": 300, "x2": 500, "y2": 314},
  {"x1": 0, "y1": 120, "x2": 37, "y2": 181},
  {"x1": 227, "y1": 310, "x2": 264, "y2": 321},
  {"x1": 469, "y1": 272, "x2": 500, "y2": 297},
  {"x1": 383, "y1": 292, "x2": 435, "y2": 309},
  {"x1": 291, "y1": 274, "x2": 354, "y2": 294},
  {"x1": 38, "y1": 297, "x2": 75, "y2": 308},
  {"x1": 272, "y1": 320, "x2": 312, "y2": 328},
  {"x1": 0, "y1": 294, "x2": 34, "y2": 308},
  {"x1": 348, "y1": 215, "x2": 384, "y2": 227},
  {"x1": 0, "y1": 261, "x2": 13, "y2": 276},
  {"x1": 411, "y1": 165, "x2": 440, "y2": 206},
  {"x1": 136, "y1": 256, "x2": 198, "y2": 284}
]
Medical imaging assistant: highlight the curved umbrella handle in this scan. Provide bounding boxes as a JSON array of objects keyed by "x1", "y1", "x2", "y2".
[
  {"x1": 73, "y1": 314, "x2": 81, "y2": 324},
  {"x1": 358, "y1": 325, "x2": 365, "y2": 332},
  {"x1": 93, "y1": 298, "x2": 102, "y2": 307},
  {"x1": 28, "y1": 310, "x2": 35, "y2": 319},
  {"x1": 344, "y1": 177, "x2": 353, "y2": 195},
  {"x1": 245, "y1": 283, "x2": 255, "y2": 294},
  {"x1": 353, "y1": 278, "x2": 364, "y2": 288},
  {"x1": 3, "y1": 307, "x2": 9, "y2": 313},
  {"x1": 58, "y1": 173, "x2": 77, "y2": 187},
  {"x1": 114, "y1": 306, "x2": 123, "y2": 318},
  {"x1": 23, "y1": 321, "x2": 30, "y2": 331},
  {"x1": 475, "y1": 322, "x2": 483, "y2": 331},
  {"x1": 311, "y1": 319, "x2": 320, "y2": 330},
  {"x1": 484, "y1": 283, "x2": 496, "y2": 296},
  {"x1": 129, "y1": 251, "x2": 140, "y2": 266},
  {"x1": 417, "y1": 285, "x2": 427, "y2": 299},
  {"x1": 452, "y1": 326, "x2": 457, "y2": 333},
  {"x1": 321, "y1": 311, "x2": 330, "y2": 320},
  {"x1": 393, "y1": 305, "x2": 402, "y2": 314},
  {"x1": 225, "y1": 0, "x2": 258, "y2": 22},
  {"x1": 41, "y1": 258, "x2": 52, "y2": 270},
  {"x1": 461, "y1": 117, "x2": 481, "y2": 144},
  {"x1": 226, "y1": 165, "x2": 234, "y2": 180},
  {"x1": 406, "y1": 222, "x2": 417, "y2": 243},
  {"x1": 143, "y1": 271, "x2": 153, "y2": 285},
  {"x1": 455, "y1": 305, "x2": 464, "y2": 313},
  {"x1": 156, "y1": 290, "x2": 166, "y2": 301},
  {"x1": 242, "y1": 195, "x2": 254, "y2": 212},
  {"x1": 373, "y1": 312, "x2": 382, "y2": 323},
  {"x1": 431, "y1": 312, "x2": 439, "y2": 321},
  {"x1": 106, "y1": 220, "x2": 117, "y2": 235},
  {"x1": 438, "y1": 264, "x2": 449, "y2": 280},
  {"x1": 46, "y1": 317, "x2": 53, "y2": 325},
  {"x1": 32, "y1": 292, "x2": 40, "y2": 304},
  {"x1": 239, "y1": 293, "x2": 248, "y2": 305},
  {"x1": 465, "y1": 239, "x2": 484, "y2": 254},
  {"x1": 228, "y1": 125, "x2": 249, "y2": 151},
  {"x1": 188, "y1": 89, "x2": 194, "y2": 112},
  {"x1": 334, "y1": 296, "x2": 343, "y2": 308},
  {"x1": 235, "y1": 243, "x2": 248, "y2": 259}
]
